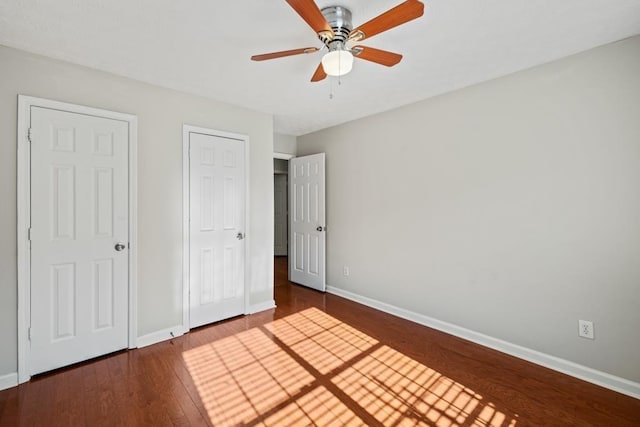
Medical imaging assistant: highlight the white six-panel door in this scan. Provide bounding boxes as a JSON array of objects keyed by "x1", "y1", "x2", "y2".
[
  {"x1": 189, "y1": 131, "x2": 246, "y2": 328},
  {"x1": 29, "y1": 106, "x2": 129, "y2": 375},
  {"x1": 289, "y1": 153, "x2": 326, "y2": 291}
]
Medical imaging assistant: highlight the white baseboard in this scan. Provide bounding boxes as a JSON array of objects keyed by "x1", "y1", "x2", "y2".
[
  {"x1": 0, "y1": 372, "x2": 18, "y2": 391},
  {"x1": 327, "y1": 285, "x2": 640, "y2": 400},
  {"x1": 136, "y1": 325, "x2": 185, "y2": 349},
  {"x1": 248, "y1": 300, "x2": 276, "y2": 314}
]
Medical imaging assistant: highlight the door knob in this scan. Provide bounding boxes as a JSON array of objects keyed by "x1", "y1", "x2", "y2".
[
  {"x1": 236, "y1": 232, "x2": 244, "y2": 240},
  {"x1": 114, "y1": 243, "x2": 126, "y2": 251},
  {"x1": 316, "y1": 226, "x2": 324, "y2": 232}
]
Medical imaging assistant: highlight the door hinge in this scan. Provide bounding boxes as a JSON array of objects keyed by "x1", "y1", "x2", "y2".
[
  {"x1": 28, "y1": 327, "x2": 31, "y2": 341},
  {"x1": 27, "y1": 227, "x2": 32, "y2": 241},
  {"x1": 27, "y1": 127, "x2": 32, "y2": 143}
]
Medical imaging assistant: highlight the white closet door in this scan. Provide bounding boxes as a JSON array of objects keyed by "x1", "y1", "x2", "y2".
[
  {"x1": 189, "y1": 131, "x2": 246, "y2": 328},
  {"x1": 30, "y1": 106, "x2": 129, "y2": 375}
]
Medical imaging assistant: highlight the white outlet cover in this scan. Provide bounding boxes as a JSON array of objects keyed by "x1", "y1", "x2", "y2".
[{"x1": 578, "y1": 320, "x2": 595, "y2": 340}]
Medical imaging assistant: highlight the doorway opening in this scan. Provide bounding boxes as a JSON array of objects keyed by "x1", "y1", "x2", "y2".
[
  {"x1": 272, "y1": 152, "x2": 326, "y2": 291},
  {"x1": 273, "y1": 154, "x2": 291, "y2": 289},
  {"x1": 274, "y1": 158, "x2": 289, "y2": 258}
]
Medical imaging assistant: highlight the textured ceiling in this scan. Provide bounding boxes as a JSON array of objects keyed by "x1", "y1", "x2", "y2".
[{"x1": 1, "y1": 0, "x2": 639, "y2": 136}]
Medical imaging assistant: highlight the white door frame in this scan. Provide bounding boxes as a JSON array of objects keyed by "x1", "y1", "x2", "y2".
[
  {"x1": 273, "y1": 152, "x2": 294, "y2": 160},
  {"x1": 182, "y1": 125, "x2": 251, "y2": 331},
  {"x1": 17, "y1": 95, "x2": 138, "y2": 383}
]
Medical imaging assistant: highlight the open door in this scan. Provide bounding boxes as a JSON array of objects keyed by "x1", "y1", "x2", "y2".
[{"x1": 289, "y1": 153, "x2": 326, "y2": 291}]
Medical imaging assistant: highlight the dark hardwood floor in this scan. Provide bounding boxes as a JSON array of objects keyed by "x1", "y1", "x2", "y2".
[{"x1": 1, "y1": 256, "x2": 639, "y2": 426}]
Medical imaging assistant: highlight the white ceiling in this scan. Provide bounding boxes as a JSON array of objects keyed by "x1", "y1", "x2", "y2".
[{"x1": 1, "y1": 0, "x2": 639, "y2": 136}]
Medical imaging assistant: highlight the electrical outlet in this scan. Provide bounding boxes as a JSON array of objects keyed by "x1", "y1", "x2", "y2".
[
  {"x1": 343, "y1": 266, "x2": 350, "y2": 277},
  {"x1": 578, "y1": 320, "x2": 594, "y2": 340}
]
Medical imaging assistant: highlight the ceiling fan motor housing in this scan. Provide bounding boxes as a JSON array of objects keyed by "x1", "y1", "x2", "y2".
[{"x1": 320, "y1": 6, "x2": 353, "y2": 47}]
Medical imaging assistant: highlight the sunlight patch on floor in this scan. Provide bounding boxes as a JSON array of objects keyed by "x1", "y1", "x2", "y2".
[
  {"x1": 183, "y1": 307, "x2": 517, "y2": 426},
  {"x1": 183, "y1": 327, "x2": 314, "y2": 425},
  {"x1": 332, "y1": 345, "x2": 515, "y2": 426},
  {"x1": 263, "y1": 308, "x2": 379, "y2": 375},
  {"x1": 261, "y1": 385, "x2": 365, "y2": 426}
]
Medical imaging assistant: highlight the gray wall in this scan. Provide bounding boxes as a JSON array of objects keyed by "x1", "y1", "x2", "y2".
[
  {"x1": 274, "y1": 133, "x2": 297, "y2": 155},
  {"x1": 0, "y1": 45, "x2": 275, "y2": 377},
  {"x1": 298, "y1": 36, "x2": 640, "y2": 382}
]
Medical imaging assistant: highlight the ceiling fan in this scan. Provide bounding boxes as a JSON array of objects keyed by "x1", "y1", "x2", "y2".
[{"x1": 251, "y1": 0, "x2": 425, "y2": 82}]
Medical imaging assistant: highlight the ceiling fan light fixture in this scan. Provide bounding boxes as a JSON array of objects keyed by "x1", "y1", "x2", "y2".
[{"x1": 321, "y1": 49, "x2": 354, "y2": 77}]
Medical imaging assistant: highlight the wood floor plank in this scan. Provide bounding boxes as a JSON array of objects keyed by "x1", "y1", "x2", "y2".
[{"x1": 1, "y1": 256, "x2": 638, "y2": 426}]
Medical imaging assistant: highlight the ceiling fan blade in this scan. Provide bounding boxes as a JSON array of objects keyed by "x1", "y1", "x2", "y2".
[
  {"x1": 348, "y1": 0, "x2": 424, "y2": 43},
  {"x1": 353, "y1": 46, "x2": 403, "y2": 67},
  {"x1": 311, "y1": 63, "x2": 327, "y2": 82},
  {"x1": 286, "y1": 0, "x2": 334, "y2": 37},
  {"x1": 251, "y1": 47, "x2": 319, "y2": 61}
]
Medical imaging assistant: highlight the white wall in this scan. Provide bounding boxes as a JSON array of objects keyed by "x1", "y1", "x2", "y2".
[
  {"x1": 0, "y1": 45, "x2": 274, "y2": 377},
  {"x1": 274, "y1": 133, "x2": 297, "y2": 156},
  {"x1": 298, "y1": 36, "x2": 640, "y2": 384}
]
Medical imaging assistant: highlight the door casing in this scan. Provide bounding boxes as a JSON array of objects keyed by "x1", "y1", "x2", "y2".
[
  {"x1": 181, "y1": 125, "x2": 251, "y2": 331},
  {"x1": 17, "y1": 95, "x2": 138, "y2": 383}
]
